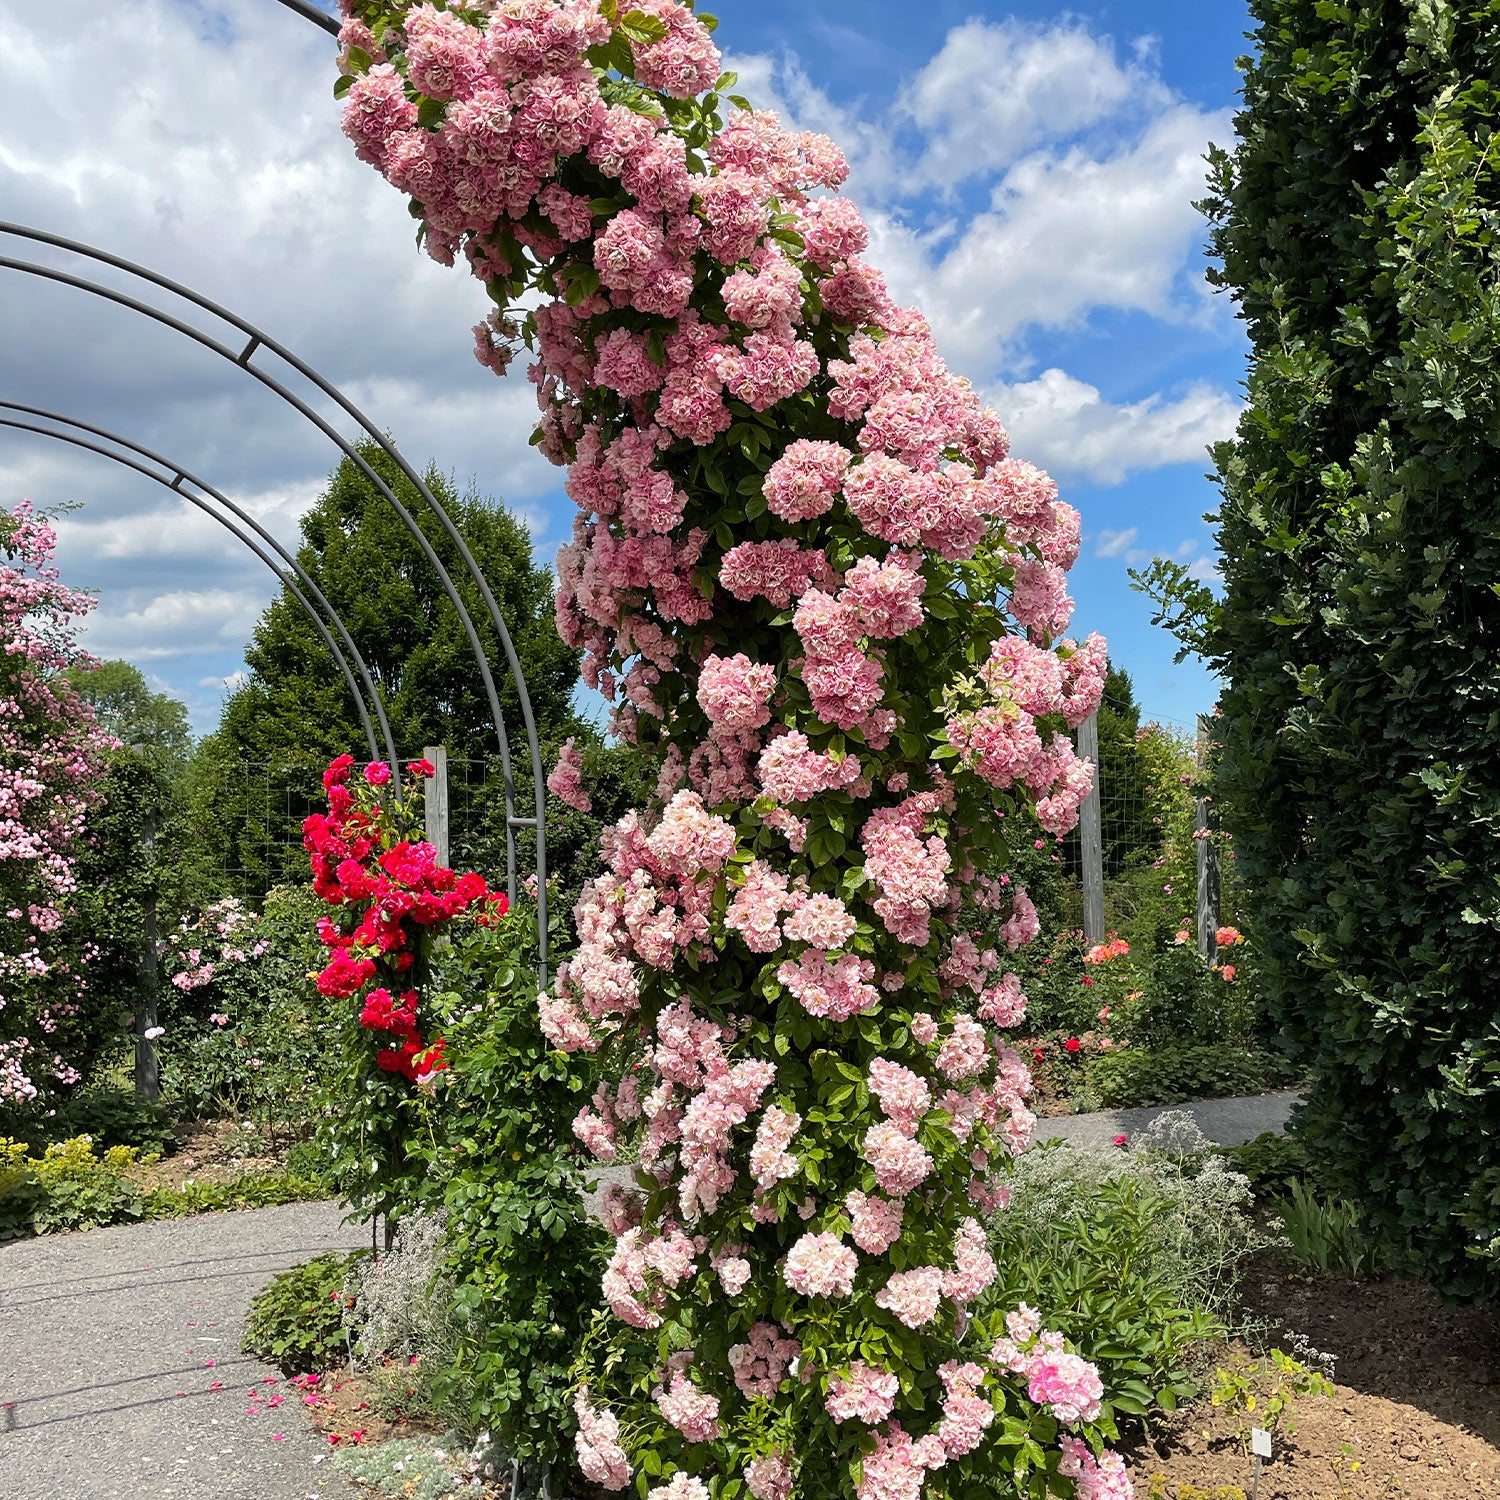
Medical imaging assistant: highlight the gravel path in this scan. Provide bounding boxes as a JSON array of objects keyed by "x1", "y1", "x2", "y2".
[
  {"x1": 0, "y1": 1201, "x2": 368, "y2": 1500},
  {"x1": 1038, "y1": 1088, "x2": 1302, "y2": 1152}
]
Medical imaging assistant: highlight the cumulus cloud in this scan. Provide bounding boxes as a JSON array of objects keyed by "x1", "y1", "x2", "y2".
[
  {"x1": 900, "y1": 18, "x2": 1172, "y2": 184},
  {"x1": 731, "y1": 31, "x2": 1237, "y2": 437},
  {"x1": 868, "y1": 104, "x2": 1233, "y2": 372},
  {"x1": 78, "y1": 587, "x2": 266, "y2": 660},
  {"x1": 990, "y1": 368, "x2": 1240, "y2": 484}
]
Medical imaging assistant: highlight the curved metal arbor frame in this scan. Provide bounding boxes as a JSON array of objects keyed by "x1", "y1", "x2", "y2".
[
  {"x1": 275, "y1": 0, "x2": 339, "y2": 33},
  {"x1": 0, "y1": 402, "x2": 393, "y2": 767},
  {"x1": 0, "y1": 220, "x2": 550, "y2": 980}
]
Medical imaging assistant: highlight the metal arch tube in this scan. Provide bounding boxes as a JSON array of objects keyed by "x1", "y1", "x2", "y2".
[
  {"x1": 0, "y1": 399, "x2": 400, "y2": 776},
  {"x1": 272, "y1": 0, "x2": 339, "y2": 36},
  {"x1": 267, "y1": 0, "x2": 552, "y2": 978},
  {"x1": 0, "y1": 251, "x2": 520, "y2": 861},
  {"x1": 0, "y1": 416, "x2": 383, "y2": 764},
  {"x1": 0, "y1": 220, "x2": 552, "y2": 983}
]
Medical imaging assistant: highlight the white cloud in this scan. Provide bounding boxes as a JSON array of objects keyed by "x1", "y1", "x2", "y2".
[
  {"x1": 50, "y1": 480, "x2": 319, "y2": 565},
  {"x1": 871, "y1": 103, "x2": 1232, "y2": 373},
  {"x1": 901, "y1": 18, "x2": 1172, "y2": 184},
  {"x1": 79, "y1": 587, "x2": 265, "y2": 660},
  {"x1": 1094, "y1": 527, "x2": 1140, "y2": 558},
  {"x1": 990, "y1": 368, "x2": 1240, "y2": 484}
]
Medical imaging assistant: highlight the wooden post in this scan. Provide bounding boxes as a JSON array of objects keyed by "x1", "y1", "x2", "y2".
[
  {"x1": 424, "y1": 744, "x2": 450, "y2": 867},
  {"x1": 1077, "y1": 710, "x2": 1106, "y2": 945},
  {"x1": 133, "y1": 752, "x2": 160, "y2": 1101},
  {"x1": 1195, "y1": 716, "x2": 1221, "y2": 960}
]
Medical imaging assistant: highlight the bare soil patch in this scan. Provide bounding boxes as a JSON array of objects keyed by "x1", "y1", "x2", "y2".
[
  {"x1": 1133, "y1": 1261, "x2": 1500, "y2": 1497},
  {"x1": 300, "y1": 1362, "x2": 443, "y2": 1453},
  {"x1": 1131, "y1": 1379, "x2": 1500, "y2": 1498},
  {"x1": 1239, "y1": 1257, "x2": 1500, "y2": 1445},
  {"x1": 130, "y1": 1118, "x2": 296, "y2": 1191}
]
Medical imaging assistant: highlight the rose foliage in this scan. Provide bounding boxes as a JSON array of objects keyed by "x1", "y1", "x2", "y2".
[
  {"x1": 332, "y1": 4, "x2": 1121, "y2": 1498},
  {"x1": 0, "y1": 503, "x2": 116, "y2": 1118}
]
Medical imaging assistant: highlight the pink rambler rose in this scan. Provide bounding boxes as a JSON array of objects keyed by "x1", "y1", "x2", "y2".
[
  {"x1": 825, "y1": 1362, "x2": 899, "y2": 1424},
  {"x1": 782, "y1": 1231, "x2": 858, "y2": 1298},
  {"x1": 1026, "y1": 1349, "x2": 1105, "y2": 1425}
]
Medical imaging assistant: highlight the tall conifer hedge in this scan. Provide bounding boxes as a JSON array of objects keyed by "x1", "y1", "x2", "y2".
[{"x1": 1144, "y1": 0, "x2": 1500, "y2": 1297}]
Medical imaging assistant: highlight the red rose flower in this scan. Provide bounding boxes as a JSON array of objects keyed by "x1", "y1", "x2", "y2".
[
  {"x1": 316, "y1": 949, "x2": 376, "y2": 999},
  {"x1": 322, "y1": 754, "x2": 355, "y2": 791},
  {"x1": 1064, "y1": 1037, "x2": 1082, "y2": 1054}
]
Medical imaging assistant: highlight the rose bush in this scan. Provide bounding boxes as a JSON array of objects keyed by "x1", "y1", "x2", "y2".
[
  {"x1": 0, "y1": 503, "x2": 116, "y2": 1123},
  {"x1": 157, "y1": 887, "x2": 343, "y2": 1144},
  {"x1": 332, "y1": 4, "x2": 1124, "y2": 1497},
  {"x1": 303, "y1": 755, "x2": 506, "y2": 1228}
]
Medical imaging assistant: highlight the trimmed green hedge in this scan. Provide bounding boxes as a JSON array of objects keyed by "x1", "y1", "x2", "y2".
[{"x1": 1140, "y1": 1, "x2": 1500, "y2": 1297}]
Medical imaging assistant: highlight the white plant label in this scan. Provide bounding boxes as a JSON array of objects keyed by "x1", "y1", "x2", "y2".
[{"x1": 1251, "y1": 1427, "x2": 1273, "y2": 1459}]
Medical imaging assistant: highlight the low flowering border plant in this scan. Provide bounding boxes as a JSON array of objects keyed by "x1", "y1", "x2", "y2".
[
  {"x1": 332, "y1": 3, "x2": 1122, "y2": 1498},
  {"x1": 304, "y1": 756, "x2": 507, "y2": 1223}
]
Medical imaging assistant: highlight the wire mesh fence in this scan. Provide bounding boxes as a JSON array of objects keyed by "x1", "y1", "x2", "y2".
[
  {"x1": 207, "y1": 716, "x2": 1224, "y2": 943},
  {"x1": 207, "y1": 754, "x2": 525, "y2": 901},
  {"x1": 1052, "y1": 714, "x2": 1219, "y2": 945}
]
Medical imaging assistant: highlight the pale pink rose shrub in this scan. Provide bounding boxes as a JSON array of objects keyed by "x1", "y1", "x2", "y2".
[
  {"x1": 334, "y1": 2, "x2": 1119, "y2": 1496},
  {"x1": 0, "y1": 504, "x2": 116, "y2": 1112}
]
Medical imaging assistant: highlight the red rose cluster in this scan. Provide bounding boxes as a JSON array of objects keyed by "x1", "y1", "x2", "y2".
[{"x1": 303, "y1": 754, "x2": 508, "y2": 1083}]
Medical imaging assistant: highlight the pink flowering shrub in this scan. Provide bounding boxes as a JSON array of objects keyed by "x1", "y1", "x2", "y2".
[
  {"x1": 334, "y1": 3, "x2": 1120, "y2": 1496},
  {"x1": 0, "y1": 504, "x2": 115, "y2": 1118}
]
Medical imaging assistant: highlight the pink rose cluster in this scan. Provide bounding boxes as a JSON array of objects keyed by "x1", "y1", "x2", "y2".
[{"x1": 334, "y1": 2, "x2": 1122, "y2": 1496}]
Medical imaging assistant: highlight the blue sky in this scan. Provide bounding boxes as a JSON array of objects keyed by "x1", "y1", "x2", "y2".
[{"x1": 0, "y1": 0, "x2": 1253, "y2": 734}]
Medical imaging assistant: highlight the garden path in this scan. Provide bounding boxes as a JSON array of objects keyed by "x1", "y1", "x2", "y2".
[
  {"x1": 1039, "y1": 1087, "x2": 1302, "y2": 1152},
  {"x1": 581, "y1": 1089, "x2": 1305, "y2": 1214},
  {"x1": 0, "y1": 1200, "x2": 367, "y2": 1500}
]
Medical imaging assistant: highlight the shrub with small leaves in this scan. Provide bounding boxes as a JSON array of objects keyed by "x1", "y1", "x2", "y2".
[
  {"x1": 243, "y1": 1250, "x2": 365, "y2": 1375},
  {"x1": 1217, "y1": 1132, "x2": 1312, "y2": 1199},
  {"x1": 990, "y1": 1113, "x2": 1272, "y2": 1419},
  {"x1": 335, "y1": 1436, "x2": 500, "y2": 1499},
  {"x1": 1144, "y1": 1482, "x2": 1247, "y2": 1500},
  {"x1": 1136, "y1": 0, "x2": 1500, "y2": 1300},
  {"x1": 1210, "y1": 1349, "x2": 1332, "y2": 1448},
  {"x1": 30, "y1": 1088, "x2": 176, "y2": 1159}
]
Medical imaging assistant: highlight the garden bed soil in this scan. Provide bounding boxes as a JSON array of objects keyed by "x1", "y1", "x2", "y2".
[
  {"x1": 1240, "y1": 1257, "x2": 1500, "y2": 1446},
  {"x1": 1135, "y1": 1260, "x2": 1500, "y2": 1497},
  {"x1": 302, "y1": 1363, "x2": 442, "y2": 1452},
  {"x1": 129, "y1": 1118, "x2": 295, "y2": 1191},
  {"x1": 1131, "y1": 1380, "x2": 1500, "y2": 1498}
]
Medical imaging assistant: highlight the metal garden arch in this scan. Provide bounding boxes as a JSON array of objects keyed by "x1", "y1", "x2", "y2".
[
  {"x1": 0, "y1": 216, "x2": 551, "y2": 978},
  {"x1": 0, "y1": 401, "x2": 394, "y2": 768}
]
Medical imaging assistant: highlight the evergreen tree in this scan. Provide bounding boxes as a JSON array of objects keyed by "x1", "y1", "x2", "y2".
[
  {"x1": 195, "y1": 443, "x2": 583, "y2": 895},
  {"x1": 1137, "y1": 0, "x2": 1500, "y2": 1296}
]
